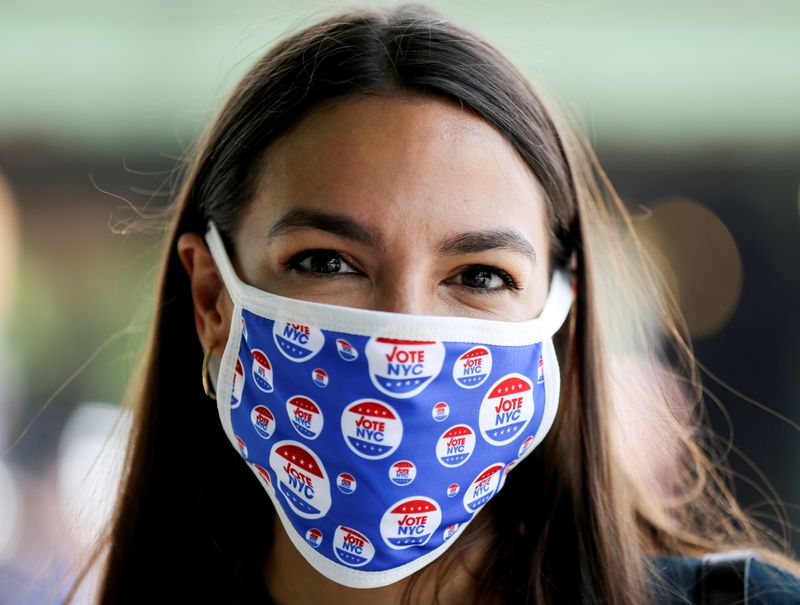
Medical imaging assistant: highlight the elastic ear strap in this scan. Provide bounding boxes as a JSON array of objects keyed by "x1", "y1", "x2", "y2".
[
  {"x1": 539, "y1": 268, "x2": 575, "y2": 338},
  {"x1": 205, "y1": 220, "x2": 245, "y2": 304}
]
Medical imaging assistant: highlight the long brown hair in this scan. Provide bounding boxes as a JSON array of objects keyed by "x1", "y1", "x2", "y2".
[{"x1": 58, "y1": 3, "x2": 799, "y2": 603}]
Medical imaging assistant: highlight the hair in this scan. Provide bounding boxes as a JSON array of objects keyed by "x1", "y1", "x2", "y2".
[{"x1": 55, "y1": 3, "x2": 799, "y2": 604}]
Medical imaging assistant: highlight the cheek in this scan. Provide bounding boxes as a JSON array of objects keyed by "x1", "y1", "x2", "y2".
[{"x1": 435, "y1": 283, "x2": 542, "y2": 322}]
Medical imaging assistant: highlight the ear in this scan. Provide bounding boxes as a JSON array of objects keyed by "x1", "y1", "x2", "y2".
[{"x1": 176, "y1": 232, "x2": 233, "y2": 356}]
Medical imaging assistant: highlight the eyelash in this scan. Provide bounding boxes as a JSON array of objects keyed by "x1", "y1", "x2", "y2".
[{"x1": 283, "y1": 249, "x2": 522, "y2": 295}]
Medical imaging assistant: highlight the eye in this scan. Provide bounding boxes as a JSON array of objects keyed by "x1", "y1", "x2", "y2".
[
  {"x1": 284, "y1": 249, "x2": 360, "y2": 277},
  {"x1": 450, "y1": 265, "x2": 522, "y2": 295}
]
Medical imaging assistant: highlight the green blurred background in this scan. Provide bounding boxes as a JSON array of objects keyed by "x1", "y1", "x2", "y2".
[{"x1": 0, "y1": 0, "x2": 797, "y2": 600}]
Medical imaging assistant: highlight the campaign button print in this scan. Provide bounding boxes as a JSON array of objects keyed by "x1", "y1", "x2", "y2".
[
  {"x1": 341, "y1": 399, "x2": 402, "y2": 460},
  {"x1": 443, "y1": 523, "x2": 459, "y2": 541},
  {"x1": 498, "y1": 459, "x2": 519, "y2": 492},
  {"x1": 273, "y1": 321, "x2": 325, "y2": 362},
  {"x1": 365, "y1": 338, "x2": 445, "y2": 399},
  {"x1": 380, "y1": 496, "x2": 442, "y2": 549},
  {"x1": 235, "y1": 436, "x2": 248, "y2": 459},
  {"x1": 537, "y1": 356, "x2": 544, "y2": 384},
  {"x1": 518, "y1": 435, "x2": 534, "y2": 458},
  {"x1": 251, "y1": 349, "x2": 274, "y2": 393},
  {"x1": 251, "y1": 405, "x2": 276, "y2": 439},
  {"x1": 269, "y1": 441, "x2": 331, "y2": 519},
  {"x1": 336, "y1": 472, "x2": 357, "y2": 494},
  {"x1": 241, "y1": 317, "x2": 248, "y2": 342},
  {"x1": 286, "y1": 395, "x2": 324, "y2": 440},
  {"x1": 305, "y1": 528, "x2": 323, "y2": 549},
  {"x1": 463, "y1": 463, "x2": 504, "y2": 513},
  {"x1": 388, "y1": 460, "x2": 417, "y2": 486},
  {"x1": 336, "y1": 339, "x2": 358, "y2": 361},
  {"x1": 479, "y1": 373, "x2": 534, "y2": 445},
  {"x1": 431, "y1": 401, "x2": 449, "y2": 422},
  {"x1": 231, "y1": 358, "x2": 245, "y2": 409},
  {"x1": 252, "y1": 463, "x2": 273, "y2": 491},
  {"x1": 436, "y1": 424, "x2": 476, "y2": 467},
  {"x1": 452, "y1": 346, "x2": 492, "y2": 388},
  {"x1": 447, "y1": 483, "x2": 459, "y2": 498},
  {"x1": 311, "y1": 368, "x2": 329, "y2": 388},
  {"x1": 333, "y1": 525, "x2": 374, "y2": 567}
]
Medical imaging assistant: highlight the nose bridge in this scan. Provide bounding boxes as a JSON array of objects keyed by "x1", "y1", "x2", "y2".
[{"x1": 372, "y1": 260, "x2": 431, "y2": 316}]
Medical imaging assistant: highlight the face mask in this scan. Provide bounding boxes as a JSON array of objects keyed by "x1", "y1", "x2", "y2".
[{"x1": 204, "y1": 220, "x2": 574, "y2": 589}]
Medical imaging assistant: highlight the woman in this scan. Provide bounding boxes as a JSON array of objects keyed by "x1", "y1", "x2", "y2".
[{"x1": 59, "y1": 3, "x2": 800, "y2": 604}]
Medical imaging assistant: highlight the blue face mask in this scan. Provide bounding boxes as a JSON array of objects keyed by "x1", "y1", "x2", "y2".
[{"x1": 204, "y1": 220, "x2": 575, "y2": 589}]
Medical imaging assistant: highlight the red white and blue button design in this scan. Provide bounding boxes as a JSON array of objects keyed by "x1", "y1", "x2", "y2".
[
  {"x1": 251, "y1": 405, "x2": 276, "y2": 439},
  {"x1": 497, "y1": 459, "x2": 519, "y2": 492},
  {"x1": 452, "y1": 346, "x2": 492, "y2": 388},
  {"x1": 537, "y1": 355, "x2": 544, "y2": 384},
  {"x1": 251, "y1": 349, "x2": 274, "y2": 393},
  {"x1": 380, "y1": 497, "x2": 442, "y2": 549},
  {"x1": 226, "y1": 307, "x2": 551, "y2": 576},
  {"x1": 365, "y1": 338, "x2": 445, "y2": 398},
  {"x1": 431, "y1": 401, "x2": 449, "y2": 422},
  {"x1": 443, "y1": 523, "x2": 459, "y2": 541},
  {"x1": 388, "y1": 460, "x2": 417, "y2": 486},
  {"x1": 252, "y1": 463, "x2": 273, "y2": 492},
  {"x1": 235, "y1": 435, "x2": 248, "y2": 459},
  {"x1": 286, "y1": 395, "x2": 324, "y2": 440},
  {"x1": 336, "y1": 472, "x2": 356, "y2": 494},
  {"x1": 479, "y1": 373, "x2": 534, "y2": 445},
  {"x1": 269, "y1": 441, "x2": 331, "y2": 519},
  {"x1": 333, "y1": 525, "x2": 374, "y2": 567},
  {"x1": 435, "y1": 425, "x2": 476, "y2": 467},
  {"x1": 231, "y1": 358, "x2": 245, "y2": 409},
  {"x1": 273, "y1": 321, "x2": 325, "y2": 362},
  {"x1": 463, "y1": 463, "x2": 504, "y2": 513},
  {"x1": 305, "y1": 527, "x2": 323, "y2": 548},
  {"x1": 341, "y1": 399, "x2": 402, "y2": 459},
  {"x1": 517, "y1": 435, "x2": 534, "y2": 458},
  {"x1": 336, "y1": 339, "x2": 358, "y2": 361},
  {"x1": 311, "y1": 368, "x2": 329, "y2": 388}
]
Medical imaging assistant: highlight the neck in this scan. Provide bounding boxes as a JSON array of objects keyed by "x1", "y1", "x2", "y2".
[{"x1": 264, "y1": 512, "x2": 490, "y2": 605}]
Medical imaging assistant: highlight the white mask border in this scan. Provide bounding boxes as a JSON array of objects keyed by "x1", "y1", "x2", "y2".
[{"x1": 204, "y1": 219, "x2": 574, "y2": 345}]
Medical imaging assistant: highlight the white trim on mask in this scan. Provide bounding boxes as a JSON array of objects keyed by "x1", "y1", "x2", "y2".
[
  {"x1": 205, "y1": 217, "x2": 573, "y2": 589},
  {"x1": 212, "y1": 311, "x2": 565, "y2": 588},
  {"x1": 204, "y1": 220, "x2": 574, "y2": 346}
]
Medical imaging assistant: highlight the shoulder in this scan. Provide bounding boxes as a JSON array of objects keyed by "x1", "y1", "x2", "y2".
[{"x1": 647, "y1": 550, "x2": 800, "y2": 604}]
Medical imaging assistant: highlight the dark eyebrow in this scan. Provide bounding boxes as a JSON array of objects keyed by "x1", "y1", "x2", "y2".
[
  {"x1": 267, "y1": 207, "x2": 536, "y2": 266},
  {"x1": 436, "y1": 230, "x2": 537, "y2": 267},
  {"x1": 267, "y1": 208, "x2": 384, "y2": 249}
]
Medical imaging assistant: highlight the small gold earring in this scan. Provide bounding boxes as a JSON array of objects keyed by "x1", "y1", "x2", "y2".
[{"x1": 202, "y1": 346, "x2": 217, "y2": 400}]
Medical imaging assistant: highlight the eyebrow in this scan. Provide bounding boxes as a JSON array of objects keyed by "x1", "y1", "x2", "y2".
[
  {"x1": 267, "y1": 208, "x2": 381, "y2": 249},
  {"x1": 437, "y1": 230, "x2": 537, "y2": 266},
  {"x1": 266, "y1": 207, "x2": 537, "y2": 266}
]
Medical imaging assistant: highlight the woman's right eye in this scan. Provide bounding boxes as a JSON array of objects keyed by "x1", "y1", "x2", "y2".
[{"x1": 284, "y1": 249, "x2": 360, "y2": 277}]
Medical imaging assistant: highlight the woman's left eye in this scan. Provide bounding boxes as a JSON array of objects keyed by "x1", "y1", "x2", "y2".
[
  {"x1": 450, "y1": 265, "x2": 521, "y2": 295},
  {"x1": 284, "y1": 249, "x2": 359, "y2": 276}
]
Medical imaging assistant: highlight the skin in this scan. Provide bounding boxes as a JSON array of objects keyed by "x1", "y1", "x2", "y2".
[{"x1": 177, "y1": 93, "x2": 552, "y2": 605}]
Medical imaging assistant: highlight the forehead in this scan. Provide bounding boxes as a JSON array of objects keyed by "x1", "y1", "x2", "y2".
[{"x1": 241, "y1": 94, "x2": 548, "y2": 255}]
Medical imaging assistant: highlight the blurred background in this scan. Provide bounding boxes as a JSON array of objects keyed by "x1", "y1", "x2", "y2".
[{"x1": 0, "y1": 0, "x2": 797, "y2": 602}]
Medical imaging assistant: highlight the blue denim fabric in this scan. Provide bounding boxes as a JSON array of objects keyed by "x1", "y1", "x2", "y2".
[{"x1": 648, "y1": 553, "x2": 800, "y2": 604}]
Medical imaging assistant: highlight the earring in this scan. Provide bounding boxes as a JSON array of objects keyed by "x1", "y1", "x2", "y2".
[{"x1": 202, "y1": 346, "x2": 217, "y2": 400}]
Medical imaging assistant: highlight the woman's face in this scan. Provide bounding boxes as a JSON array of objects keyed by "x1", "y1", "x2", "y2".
[{"x1": 232, "y1": 94, "x2": 551, "y2": 322}]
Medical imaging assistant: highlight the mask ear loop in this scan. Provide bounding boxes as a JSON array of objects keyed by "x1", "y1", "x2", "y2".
[
  {"x1": 202, "y1": 346, "x2": 217, "y2": 400},
  {"x1": 537, "y1": 267, "x2": 577, "y2": 339},
  {"x1": 205, "y1": 220, "x2": 246, "y2": 305}
]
